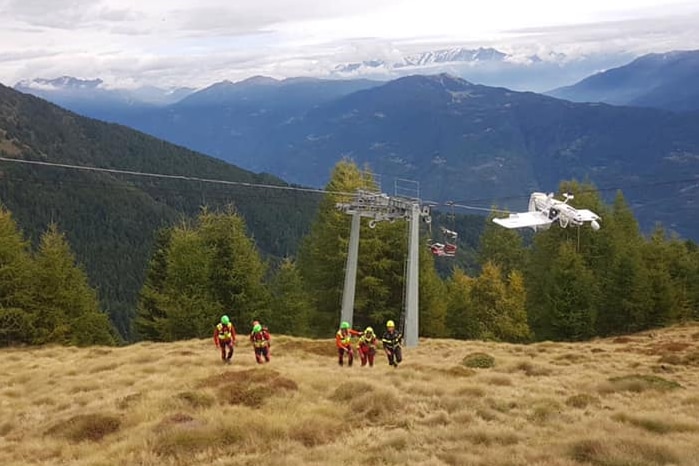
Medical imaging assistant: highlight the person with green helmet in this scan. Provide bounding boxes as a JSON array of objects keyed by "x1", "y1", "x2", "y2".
[
  {"x1": 358, "y1": 326, "x2": 378, "y2": 367},
  {"x1": 381, "y1": 320, "x2": 403, "y2": 368},
  {"x1": 335, "y1": 321, "x2": 361, "y2": 367},
  {"x1": 214, "y1": 315, "x2": 237, "y2": 364},
  {"x1": 250, "y1": 323, "x2": 271, "y2": 364}
]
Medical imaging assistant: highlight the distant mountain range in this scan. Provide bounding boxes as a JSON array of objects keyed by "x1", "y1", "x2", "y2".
[
  {"x1": 332, "y1": 46, "x2": 632, "y2": 92},
  {"x1": 548, "y1": 50, "x2": 699, "y2": 112},
  {"x1": 13, "y1": 76, "x2": 195, "y2": 118}
]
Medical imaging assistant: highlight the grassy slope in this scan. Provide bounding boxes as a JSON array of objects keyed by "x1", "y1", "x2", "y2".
[{"x1": 1, "y1": 325, "x2": 699, "y2": 466}]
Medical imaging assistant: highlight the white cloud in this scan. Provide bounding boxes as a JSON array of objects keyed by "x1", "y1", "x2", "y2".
[{"x1": 0, "y1": 0, "x2": 698, "y2": 88}]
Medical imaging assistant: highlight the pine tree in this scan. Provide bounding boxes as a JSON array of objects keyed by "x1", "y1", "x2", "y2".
[
  {"x1": 33, "y1": 224, "x2": 115, "y2": 346},
  {"x1": 269, "y1": 258, "x2": 311, "y2": 336},
  {"x1": 198, "y1": 206, "x2": 271, "y2": 329},
  {"x1": 499, "y1": 270, "x2": 532, "y2": 342},
  {"x1": 156, "y1": 223, "x2": 220, "y2": 340},
  {"x1": 419, "y1": 243, "x2": 448, "y2": 337},
  {"x1": 0, "y1": 207, "x2": 35, "y2": 312},
  {"x1": 0, "y1": 208, "x2": 36, "y2": 346},
  {"x1": 446, "y1": 267, "x2": 477, "y2": 339},
  {"x1": 595, "y1": 191, "x2": 651, "y2": 335},
  {"x1": 641, "y1": 226, "x2": 679, "y2": 327},
  {"x1": 134, "y1": 228, "x2": 172, "y2": 341},
  {"x1": 478, "y1": 210, "x2": 525, "y2": 276},
  {"x1": 543, "y1": 242, "x2": 597, "y2": 341}
]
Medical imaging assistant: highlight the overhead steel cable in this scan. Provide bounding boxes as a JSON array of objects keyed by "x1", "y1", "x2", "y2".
[{"x1": 0, "y1": 156, "x2": 357, "y2": 197}]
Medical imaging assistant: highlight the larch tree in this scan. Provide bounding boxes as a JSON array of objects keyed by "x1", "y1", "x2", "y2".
[
  {"x1": 0, "y1": 207, "x2": 35, "y2": 345},
  {"x1": 269, "y1": 258, "x2": 312, "y2": 336},
  {"x1": 33, "y1": 224, "x2": 115, "y2": 346}
]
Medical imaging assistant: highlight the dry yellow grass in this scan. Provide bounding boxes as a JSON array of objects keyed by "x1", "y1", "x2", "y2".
[{"x1": 2, "y1": 325, "x2": 699, "y2": 466}]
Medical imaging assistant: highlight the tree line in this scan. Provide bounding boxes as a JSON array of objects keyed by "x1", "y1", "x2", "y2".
[
  {"x1": 2, "y1": 160, "x2": 698, "y2": 346},
  {"x1": 134, "y1": 160, "x2": 699, "y2": 343}
]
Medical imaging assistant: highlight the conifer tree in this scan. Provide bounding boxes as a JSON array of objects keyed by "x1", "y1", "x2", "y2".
[
  {"x1": 33, "y1": 224, "x2": 115, "y2": 346},
  {"x1": 269, "y1": 258, "x2": 311, "y2": 336},
  {"x1": 543, "y1": 242, "x2": 597, "y2": 341},
  {"x1": 155, "y1": 223, "x2": 219, "y2": 340},
  {"x1": 446, "y1": 267, "x2": 477, "y2": 339},
  {"x1": 595, "y1": 191, "x2": 651, "y2": 335},
  {"x1": 198, "y1": 207, "x2": 271, "y2": 328},
  {"x1": 642, "y1": 226, "x2": 679, "y2": 327},
  {"x1": 478, "y1": 210, "x2": 525, "y2": 276},
  {"x1": 134, "y1": 228, "x2": 172, "y2": 341},
  {"x1": 0, "y1": 207, "x2": 35, "y2": 345},
  {"x1": 499, "y1": 270, "x2": 532, "y2": 342},
  {"x1": 419, "y1": 244, "x2": 448, "y2": 337}
]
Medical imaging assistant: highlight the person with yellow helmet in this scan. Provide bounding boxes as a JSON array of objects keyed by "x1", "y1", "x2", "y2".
[
  {"x1": 357, "y1": 326, "x2": 378, "y2": 367},
  {"x1": 336, "y1": 321, "x2": 362, "y2": 367},
  {"x1": 214, "y1": 315, "x2": 237, "y2": 364},
  {"x1": 381, "y1": 320, "x2": 403, "y2": 368}
]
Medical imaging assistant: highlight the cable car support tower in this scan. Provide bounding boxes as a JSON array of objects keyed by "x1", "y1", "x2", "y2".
[{"x1": 336, "y1": 186, "x2": 430, "y2": 347}]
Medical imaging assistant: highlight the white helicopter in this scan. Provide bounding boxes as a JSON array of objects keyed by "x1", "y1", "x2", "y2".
[{"x1": 493, "y1": 192, "x2": 601, "y2": 232}]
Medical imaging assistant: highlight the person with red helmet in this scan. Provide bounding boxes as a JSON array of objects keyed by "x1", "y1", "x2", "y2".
[
  {"x1": 357, "y1": 326, "x2": 378, "y2": 367},
  {"x1": 250, "y1": 324, "x2": 271, "y2": 363}
]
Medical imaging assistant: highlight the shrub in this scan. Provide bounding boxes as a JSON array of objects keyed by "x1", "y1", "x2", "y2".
[
  {"x1": 461, "y1": 352, "x2": 495, "y2": 368},
  {"x1": 46, "y1": 414, "x2": 121, "y2": 442}
]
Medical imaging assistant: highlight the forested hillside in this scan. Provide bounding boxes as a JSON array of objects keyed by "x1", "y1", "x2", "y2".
[{"x1": 0, "y1": 84, "x2": 319, "y2": 338}]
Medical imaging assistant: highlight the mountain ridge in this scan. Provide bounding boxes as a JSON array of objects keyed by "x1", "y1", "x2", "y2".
[{"x1": 548, "y1": 50, "x2": 699, "y2": 112}]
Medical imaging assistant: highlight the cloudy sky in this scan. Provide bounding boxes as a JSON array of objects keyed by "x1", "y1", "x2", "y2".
[{"x1": 1, "y1": 0, "x2": 698, "y2": 88}]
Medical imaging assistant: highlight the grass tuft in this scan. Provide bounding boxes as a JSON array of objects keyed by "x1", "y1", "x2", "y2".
[
  {"x1": 510, "y1": 360, "x2": 553, "y2": 376},
  {"x1": 176, "y1": 391, "x2": 215, "y2": 409},
  {"x1": 116, "y1": 392, "x2": 143, "y2": 410},
  {"x1": 154, "y1": 425, "x2": 226, "y2": 457},
  {"x1": 205, "y1": 369, "x2": 298, "y2": 408},
  {"x1": 348, "y1": 388, "x2": 400, "y2": 422},
  {"x1": 612, "y1": 412, "x2": 698, "y2": 434},
  {"x1": 461, "y1": 352, "x2": 495, "y2": 368},
  {"x1": 331, "y1": 380, "x2": 374, "y2": 402},
  {"x1": 565, "y1": 394, "x2": 599, "y2": 409},
  {"x1": 46, "y1": 413, "x2": 121, "y2": 442},
  {"x1": 601, "y1": 374, "x2": 682, "y2": 393},
  {"x1": 442, "y1": 365, "x2": 476, "y2": 377},
  {"x1": 0, "y1": 421, "x2": 13, "y2": 436},
  {"x1": 569, "y1": 437, "x2": 679, "y2": 465},
  {"x1": 289, "y1": 417, "x2": 344, "y2": 447}
]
